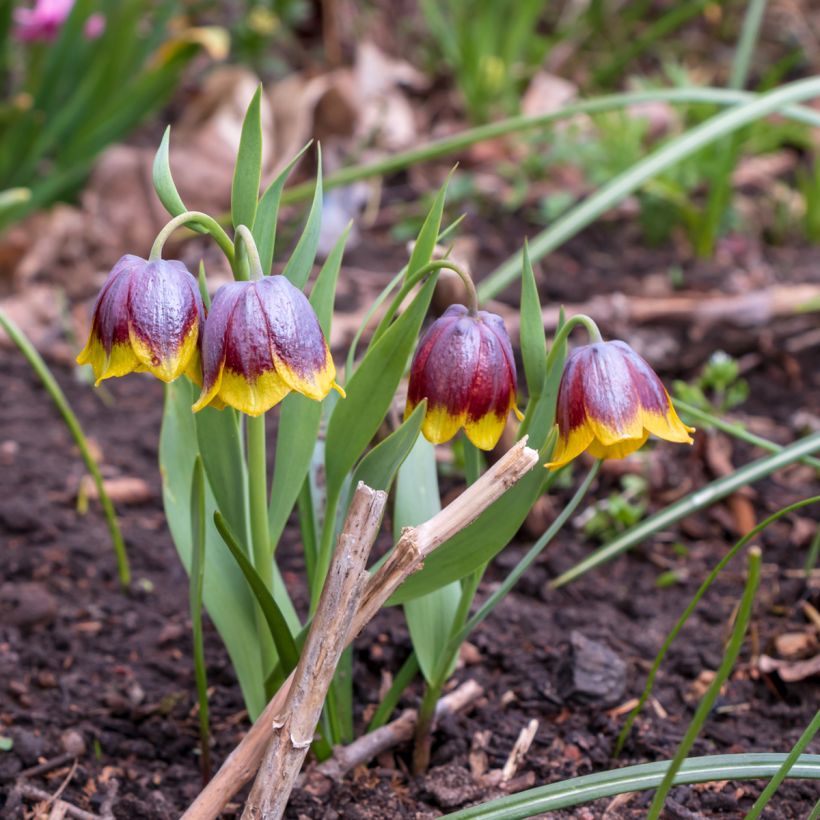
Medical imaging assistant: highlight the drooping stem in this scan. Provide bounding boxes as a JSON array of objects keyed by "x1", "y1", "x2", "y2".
[
  {"x1": 234, "y1": 225, "x2": 266, "y2": 281},
  {"x1": 149, "y1": 210, "x2": 236, "y2": 270},
  {"x1": 545, "y1": 312, "x2": 603, "y2": 374}
]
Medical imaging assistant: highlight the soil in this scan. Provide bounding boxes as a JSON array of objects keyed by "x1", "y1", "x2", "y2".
[{"x1": 1, "y1": 232, "x2": 819, "y2": 819}]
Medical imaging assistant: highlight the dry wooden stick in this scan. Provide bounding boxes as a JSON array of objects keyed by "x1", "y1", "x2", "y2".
[
  {"x1": 242, "y1": 484, "x2": 386, "y2": 819},
  {"x1": 181, "y1": 437, "x2": 539, "y2": 820},
  {"x1": 310, "y1": 679, "x2": 483, "y2": 781}
]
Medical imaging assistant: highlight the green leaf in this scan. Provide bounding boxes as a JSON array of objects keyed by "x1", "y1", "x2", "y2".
[
  {"x1": 325, "y1": 274, "x2": 439, "y2": 501},
  {"x1": 160, "y1": 378, "x2": 266, "y2": 718},
  {"x1": 0, "y1": 736, "x2": 13, "y2": 752},
  {"x1": 195, "y1": 406, "x2": 249, "y2": 558},
  {"x1": 152, "y1": 126, "x2": 188, "y2": 219},
  {"x1": 282, "y1": 145, "x2": 323, "y2": 289},
  {"x1": 441, "y1": 754, "x2": 820, "y2": 819},
  {"x1": 231, "y1": 85, "x2": 263, "y2": 231},
  {"x1": 406, "y1": 170, "x2": 451, "y2": 282},
  {"x1": 349, "y1": 401, "x2": 426, "y2": 499},
  {"x1": 268, "y1": 228, "x2": 348, "y2": 549},
  {"x1": 397, "y1": 437, "x2": 462, "y2": 684},
  {"x1": 519, "y1": 240, "x2": 547, "y2": 403},
  {"x1": 254, "y1": 142, "x2": 312, "y2": 276},
  {"x1": 213, "y1": 512, "x2": 300, "y2": 679}
]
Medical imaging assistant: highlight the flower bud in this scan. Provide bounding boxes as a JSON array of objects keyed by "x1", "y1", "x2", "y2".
[
  {"x1": 192, "y1": 275, "x2": 341, "y2": 416},
  {"x1": 405, "y1": 304, "x2": 521, "y2": 451},
  {"x1": 76, "y1": 255, "x2": 204, "y2": 385},
  {"x1": 546, "y1": 340, "x2": 694, "y2": 469}
]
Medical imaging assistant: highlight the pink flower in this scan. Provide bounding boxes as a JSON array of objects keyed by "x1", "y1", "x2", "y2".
[{"x1": 14, "y1": 0, "x2": 104, "y2": 42}]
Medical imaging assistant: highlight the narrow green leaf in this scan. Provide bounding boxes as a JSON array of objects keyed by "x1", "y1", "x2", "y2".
[
  {"x1": 268, "y1": 228, "x2": 348, "y2": 549},
  {"x1": 398, "y1": 437, "x2": 461, "y2": 684},
  {"x1": 325, "y1": 274, "x2": 439, "y2": 500},
  {"x1": 442, "y1": 754, "x2": 820, "y2": 819},
  {"x1": 282, "y1": 145, "x2": 323, "y2": 289},
  {"x1": 519, "y1": 240, "x2": 547, "y2": 403},
  {"x1": 214, "y1": 512, "x2": 300, "y2": 679},
  {"x1": 254, "y1": 142, "x2": 312, "y2": 276},
  {"x1": 231, "y1": 85, "x2": 263, "y2": 231},
  {"x1": 405, "y1": 171, "x2": 451, "y2": 281},
  {"x1": 647, "y1": 548, "x2": 761, "y2": 818},
  {"x1": 367, "y1": 653, "x2": 420, "y2": 732},
  {"x1": 152, "y1": 126, "x2": 189, "y2": 219},
  {"x1": 160, "y1": 379, "x2": 265, "y2": 718},
  {"x1": 551, "y1": 431, "x2": 820, "y2": 588}
]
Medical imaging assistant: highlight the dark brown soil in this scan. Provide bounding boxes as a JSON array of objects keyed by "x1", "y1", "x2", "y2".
[{"x1": 1, "y1": 236, "x2": 819, "y2": 818}]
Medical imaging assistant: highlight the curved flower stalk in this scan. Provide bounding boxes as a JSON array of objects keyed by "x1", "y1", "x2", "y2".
[
  {"x1": 405, "y1": 304, "x2": 522, "y2": 450},
  {"x1": 547, "y1": 339, "x2": 694, "y2": 469},
  {"x1": 192, "y1": 275, "x2": 343, "y2": 416},
  {"x1": 76, "y1": 254, "x2": 205, "y2": 385}
]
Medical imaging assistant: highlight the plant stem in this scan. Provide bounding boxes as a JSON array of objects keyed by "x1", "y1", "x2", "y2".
[
  {"x1": 247, "y1": 414, "x2": 274, "y2": 675},
  {"x1": 311, "y1": 489, "x2": 340, "y2": 612},
  {"x1": 0, "y1": 309, "x2": 130, "y2": 588},
  {"x1": 646, "y1": 547, "x2": 762, "y2": 818},
  {"x1": 234, "y1": 225, "x2": 265, "y2": 281},
  {"x1": 544, "y1": 314, "x2": 603, "y2": 377},
  {"x1": 149, "y1": 210, "x2": 236, "y2": 269}
]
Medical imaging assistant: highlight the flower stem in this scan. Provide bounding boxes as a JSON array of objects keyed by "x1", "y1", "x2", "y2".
[
  {"x1": 234, "y1": 225, "x2": 266, "y2": 281},
  {"x1": 544, "y1": 312, "x2": 603, "y2": 375},
  {"x1": 149, "y1": 211, "x2": 236, "y2": 271},
  {"x1": 247, "y1": 414, "x2": 274, "y2": 674}
]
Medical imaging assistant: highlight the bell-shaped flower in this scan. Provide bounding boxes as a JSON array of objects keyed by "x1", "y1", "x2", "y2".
[
  {"x1": 546, "y1": 340, "x2": 694, "y2": 469},
  {"x1": 76, "y1": 254, "x2": 205, "y2": 385},
  {"x1": 405, "y1": 304, "x2": 521, "y2": 451},
  {"x1": 192, "y1": 275, "x2": 341, "y2": 416}
]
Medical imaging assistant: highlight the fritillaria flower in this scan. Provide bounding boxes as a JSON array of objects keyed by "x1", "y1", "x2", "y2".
[
  {"x1": 546, "y1": 340, "x2": 694, "y2": 469},
  {"x1": 405, "y1": 304, "x2": 522, "y2": 451},
  {"x1": 192, "y1": 275, "x2": 342, "y2": 416},
  {"x1": 76, "y1": 255, "x2": 205, "y2": 385},
  {"x1": 14, "y1": 0, "x2": 104, "y2": 42}
]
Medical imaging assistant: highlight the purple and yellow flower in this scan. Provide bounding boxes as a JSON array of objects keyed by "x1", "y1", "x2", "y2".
[
  {"x1": 405, "y1": 304, "x2": 522, "y2": 451},
  {"x1": 76, "y1": 255, "x2": 205, "y2": 385},
  {"x1": 14, "y1": 0, "x2": 104, "y2": 42},
  {"x1": 192, "y1": 275, "x2": 342, "y2": 416},
  {"x1": 546, "y1": 340, "x2": 694, "y2": 469}
]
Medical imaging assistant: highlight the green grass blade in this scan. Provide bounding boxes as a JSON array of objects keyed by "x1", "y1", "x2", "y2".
[
  {"x1": 551, "y1": 432, "x2": 820, "y2": 588},
  {"x1": 189, "y1": 457, "x2": 210, "y2": 782},
  {"x1": 231, "y1": 85, "x2": 263, "y2": 231},
  {"x1": 0, "y1": 309, "x2": 129, "y2": 587},
  {"x1": 746, "y1": 710, "x2": 820, "y2": 819},
  {"x1": 442, "y1": 754, "x2": 820, "y2": 818},
  {"x1": 519, "y1": 240, "x2": 547, "y2": 404},
  {"x1": 647, "y1": 547, "x2": 762, "y2": 817},
  {"x1": 152, "y1": 126, "x2": 190, "y2": 219},
  {"x1": 367, "y1": 653, "x2": 421, "y2": 732},
  {"x1": 615, "y1": 496, "x2": 820, "y2": 756}
]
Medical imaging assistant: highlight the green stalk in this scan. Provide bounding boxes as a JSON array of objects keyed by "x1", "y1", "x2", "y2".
[
  {"x1": 0, "y1": 309, "x2": 130, "y2": 587},
  {"x1": 247, "y1": 414, "x2": 274, "y2": 675},
  {"x1": 279, "y1": 88, "x2": 820, "y2": 209},
  {"x1": 442, "y1": 754, "x2": 820, "y2": 818},
  {"x1": 674, "y1": 399, "x2": 820, "y2": 471},
  {"x1": 479, "y1": 76, "x2": 820, "y2": 300},
  {"x1": 646, "y1": 547, "x2": 762, "y2": 818},
  {"x1": 552, "y1": 431, "x2": 820, "y2": 587},
  {"x1": 806, "y1": 524, "x2": 820, "y2": 575},
  {"x1": 149, "y1": 210, "x2": 236, "y2": 270},
  {"x1": 367, "y1": 652, "x2": 420, "y2": 732},
  {"x1": 615, "y1": 495, "x2": 820, "y2": 756},
  {"x1": 746, "y1": 709, "x2": 820, "y2": 819}
]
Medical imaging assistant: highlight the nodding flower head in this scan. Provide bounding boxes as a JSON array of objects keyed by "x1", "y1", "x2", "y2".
[
  {"x1": 76, "y1": 255, "x2": 205, "y2": 385},
  {"x1": 192, "y1": 275, "x2": 343, "y2": 416},
  {"x1": 546, "y1": 340, "x2": 694, "y2": 470},
  {"x1": 405, "y1": 304, "x2": 521, "y2": 451}
]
